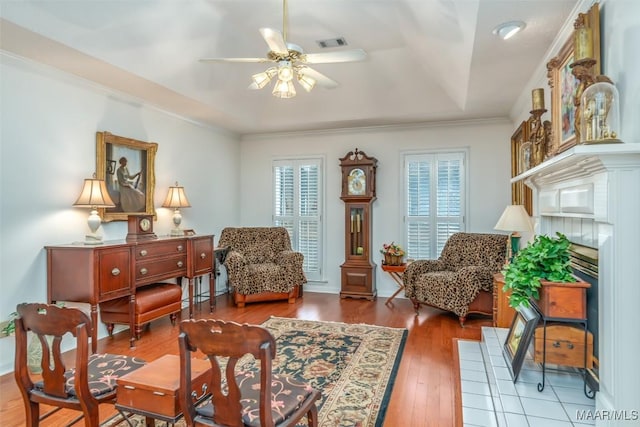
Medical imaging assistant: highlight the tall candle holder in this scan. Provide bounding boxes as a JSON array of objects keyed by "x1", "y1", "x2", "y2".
[{"x1": 570, "y1": 13, "x2": 598, "y2": 144}]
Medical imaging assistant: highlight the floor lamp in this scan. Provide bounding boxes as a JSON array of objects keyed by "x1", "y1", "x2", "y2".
[{"x1": 494, "y1": 205, "x2": 533, "y2": 262}]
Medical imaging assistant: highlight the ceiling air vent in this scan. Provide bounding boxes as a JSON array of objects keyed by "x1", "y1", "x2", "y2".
[{"x1": 317, "y1": 37, "x2": 348, "y2": 48}]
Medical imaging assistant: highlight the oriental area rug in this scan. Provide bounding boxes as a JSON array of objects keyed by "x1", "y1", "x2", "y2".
[{"x1": 108, "y1": 316, "x2": 407, "y2": 427}]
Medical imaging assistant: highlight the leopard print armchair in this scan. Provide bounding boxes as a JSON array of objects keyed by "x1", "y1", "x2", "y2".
[
  {"x1": 403, "y1": 232, "x2": 508, "y2": 326},
  {"x1": 218, "y1": 227, "x2": 306, "y2": 307}
]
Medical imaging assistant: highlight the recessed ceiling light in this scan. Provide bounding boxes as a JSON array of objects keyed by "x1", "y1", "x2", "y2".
[{"x1": 492, "y1": 21, "x2": 526, "y2": 40}]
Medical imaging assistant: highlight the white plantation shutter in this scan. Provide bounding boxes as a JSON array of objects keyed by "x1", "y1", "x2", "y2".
[
  {"x1": 274, "y1": 165, "x2": 295, "y2": 239},
  {"x1": 273, "y1": 159, "x2": 323, "y2": 280},
  {"x1": 405, "y1": 152, "x2": 465, "y2": 259}
]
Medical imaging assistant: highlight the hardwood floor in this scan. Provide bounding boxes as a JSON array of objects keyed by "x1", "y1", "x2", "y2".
[{"x1": 0, "y1": 292, "x2": 491, "y2": 426}]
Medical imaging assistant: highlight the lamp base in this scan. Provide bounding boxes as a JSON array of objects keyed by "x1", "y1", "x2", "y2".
[
  {"x1": 169, "y1": 209, "x2": 183, "y2": 237},
  {"x1": 169, "y1": 228, "x2": 183, "y2": 237},
  {"x1": 84, "y1": 233, "x2": 104, "y2": 245},
  {"x1": 510, "y1": 233, "x2": 522, "y2": 261}
]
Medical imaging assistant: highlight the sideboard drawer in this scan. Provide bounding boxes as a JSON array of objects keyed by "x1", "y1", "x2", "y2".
[
  {"x1": 135, "y1": 255, "x2": 187, "y2": 285},
  {"x1": 135, "y1": 239, "x2": 187, "y2": 260}
]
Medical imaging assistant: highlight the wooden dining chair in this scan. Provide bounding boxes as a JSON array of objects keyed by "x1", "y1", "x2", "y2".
[
  {"x1": 179, "y1": 319, "x2": 321, "y2": 427},
  {"x1": 13, "y1": 303, "x2": 146, "y2": 426}
]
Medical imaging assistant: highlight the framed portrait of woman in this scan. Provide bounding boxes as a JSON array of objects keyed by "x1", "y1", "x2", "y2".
[{"x1": 96, "y1": 131, "x2": 158, "y2": 222}]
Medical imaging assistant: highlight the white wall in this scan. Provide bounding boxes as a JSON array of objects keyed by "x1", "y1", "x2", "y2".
[
  {"x1": 0, "y1": 53, "x2": 241, "y2": 374},
  {"x1": 240, "y1": 120, "x2": 513, "y2": 296}
]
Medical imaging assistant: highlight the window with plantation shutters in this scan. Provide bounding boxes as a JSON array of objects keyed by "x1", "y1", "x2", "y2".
[
  {"x1": 273, "y1": 159, "x2": 323, "y2": 281},
  {"x1": 404, "y1": 152, "x2": 465, "y2": 259}
]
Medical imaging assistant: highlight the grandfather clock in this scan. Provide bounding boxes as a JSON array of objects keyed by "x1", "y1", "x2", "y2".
[{"x1": 339, "y1": 148, "x2": 378, "y2": 300}]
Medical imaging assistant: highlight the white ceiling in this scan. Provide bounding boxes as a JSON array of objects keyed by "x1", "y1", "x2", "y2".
[{"x1": 0, "y1": 0, "x2": 578, "y2": 135}]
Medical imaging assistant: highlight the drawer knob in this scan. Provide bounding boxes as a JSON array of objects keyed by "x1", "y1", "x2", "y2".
[
  {"x1": 140, "y1": 268, "x2": 148, "y2": 275},
  {"x1": 177, "y1": 261, "x2": 184, "y2": 268},
  {"x1": 177, "y1": 245, "x2": 184, "y2": 252},
  {"x1": 552, "y1": 341, "x2": 561, "y2": 348},
  {"x1": 111, "y1": 267, "x2": 121, "y2": 276},
  {"x1": 200, "y1": 253, "x2": 206, "y2": 259},
  {"x1": 140, "y1": 249, "x2": 148, "y2": 257},
  {"x1": 191, "y1": 383, "x2": 208, "y2": 401}
]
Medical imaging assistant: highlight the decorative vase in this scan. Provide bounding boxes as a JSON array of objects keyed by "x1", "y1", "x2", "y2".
[{"x1": 384, "y1": 254, "x2": 403, "y2": 266}]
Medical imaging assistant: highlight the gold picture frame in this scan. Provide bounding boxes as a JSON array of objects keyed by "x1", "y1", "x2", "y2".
[
  {"x1": 96, "y1": 131, "x2": 158, "y2": 222},
  {"x1": 547, "y1": 3, "x2": 601, "y2": 155},
  {"x1": 510, "y1": 120, "x2": 533, "y2": 216}
]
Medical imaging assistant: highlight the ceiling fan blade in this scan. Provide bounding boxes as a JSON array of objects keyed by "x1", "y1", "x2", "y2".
[
  {"x1": 304, "y1": 49, "x2": 367, "y2": 64},
  {"x1": 259, "y1": 28, "x2": 288, "y2": 55},
  {"x1": 199, "y1": 57, "x2": 273, "y2": 63},
  {"x1": 298, "y1": 67, "x2": 339, "y2": 89}
]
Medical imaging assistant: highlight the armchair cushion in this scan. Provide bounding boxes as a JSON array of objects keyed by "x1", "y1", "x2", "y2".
[
  {"x1": 403, "y1": 232, "x2": 507, "y2": 321},
  {"x1": 218, "y1": 227, "x2": 306, "y2": 304}
]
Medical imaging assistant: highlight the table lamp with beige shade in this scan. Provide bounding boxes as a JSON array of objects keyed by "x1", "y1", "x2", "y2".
[
  {"x1": 162, "y1": 182, "x2": 191, "y2": 236},
  {"x1": 73, "y1": 175, "x2": 115, "y2": 244},
  {"x1": 494, "y1": 205, "x2": 534, "y2": 262}
]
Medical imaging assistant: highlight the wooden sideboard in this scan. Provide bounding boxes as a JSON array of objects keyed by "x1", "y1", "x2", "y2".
[
  {"x1": 46, "y1": 235, "x2": 214, "y2": 351},
  {"x1": 493, "y1": 273, "x2": 517, "y2": 328}
]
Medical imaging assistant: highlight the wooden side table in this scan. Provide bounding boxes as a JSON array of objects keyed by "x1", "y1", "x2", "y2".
[
  {"x1": 493, "y1": 273, "x2": 516, "y2": 328},
  {"x1": 116, "y1": 354, "x2": 211, "y2": 424},
  {"x1": 381, "y1": 264, "x2": 407, "y2": 304}
]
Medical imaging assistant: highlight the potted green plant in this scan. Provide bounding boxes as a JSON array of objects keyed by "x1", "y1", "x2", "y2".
[
  {"x1": 1, "y1": 312, "x2": 18, "y2": 337},
  {"x1": 502, "y1": 232, "x2": 589, "y2": 318}
]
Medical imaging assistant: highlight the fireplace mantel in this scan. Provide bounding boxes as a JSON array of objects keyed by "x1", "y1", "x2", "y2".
[
  {"x1": 513, "y1": 143, "x2": 640, "y2": 187},
  {"x1": 514, "y1": 142, "x2": 640, "y2": 424}
]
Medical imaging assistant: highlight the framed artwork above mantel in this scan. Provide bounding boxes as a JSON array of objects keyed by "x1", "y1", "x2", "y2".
[
  {"x1": 547, "y1": 3, "x2": 601, "y2": 156},
  {"x1": 510, "y1": 120, "x2": 533, "y2": 216},
  {"x1": 96, "y1": 131, "x2": 158, "y2": 222}
]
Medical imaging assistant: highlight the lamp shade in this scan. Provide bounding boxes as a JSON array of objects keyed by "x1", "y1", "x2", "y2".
[
  {"x1": 162, "y1": 183, "x2": 191, "y2": 208},
  {"x1": 272, "y1": 79, "x2": 296, "y2": 99},
  {"x1": 494, "y1": 205, "x2": 533, "y2": 232},
  {"x1": 73, "y1": 178, "x2": 115, "y2": 208}
]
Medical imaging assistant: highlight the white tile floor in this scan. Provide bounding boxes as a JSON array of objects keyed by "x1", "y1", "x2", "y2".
[{"x1": 458, "y1": 327, "x2": 596, "y2": 427}]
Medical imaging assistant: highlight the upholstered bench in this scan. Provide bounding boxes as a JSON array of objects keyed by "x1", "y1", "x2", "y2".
[{"x1": 100, "y1": 283, "x2": 182, "y2": 339}]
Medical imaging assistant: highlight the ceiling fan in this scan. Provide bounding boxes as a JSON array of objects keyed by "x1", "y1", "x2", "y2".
[{"x1": 199, "y1": 0, "x2": 367, "y2": 99}]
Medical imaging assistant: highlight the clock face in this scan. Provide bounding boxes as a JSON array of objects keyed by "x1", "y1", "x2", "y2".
[
  {"x1": 140, "y1": 218, "x2": 151, "y2": 232},
  {"x1": 348, "y1": 168, "x2": 366, "y2": 195}
]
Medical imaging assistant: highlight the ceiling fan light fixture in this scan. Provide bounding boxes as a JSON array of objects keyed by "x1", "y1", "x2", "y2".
[
  {"x1": 297, "y1": 72, "x2": 316, "y2": 92},
  {"x1": 492, "y1": 21, "x2": 526, "y2": 40},
  {"x1": 272, "y1": 79, "x2": 296, "y2": 98},
  {"x1": 277, "y1": 61, "x2": 294, "y2": 82},
  {"x1": 252, "y1": 70, "x2": 274, "y2": 89}
]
